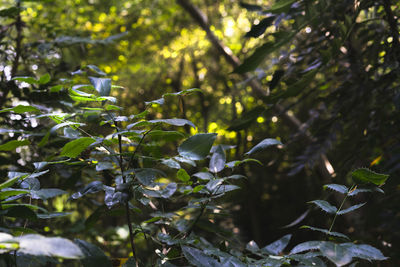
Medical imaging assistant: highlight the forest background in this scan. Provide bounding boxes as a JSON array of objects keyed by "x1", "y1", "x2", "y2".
[{"x1": 0, "y1": 0, "x2": 399, "y2": 266}]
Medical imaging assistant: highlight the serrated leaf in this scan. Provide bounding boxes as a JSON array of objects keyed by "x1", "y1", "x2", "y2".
[
  {"x1": 0, "y1": 139, "x2": 30, "y2": 151},
  {"x1": 290, "y1": 241, "x2": 322, "y2": 254},
  {"x1": 309, "y1": 200, "x2": 337, "y2": 214},
  {"x1": 0, "y1": 105, "x2": 40, "y2": 114},
  {"x1": 323, "y1": 184, "x2": 349, "y2": 194},
  {"x1": 351, "y1": 168, "x2": 389, "y2": 186},
  {"x1": 177, "y1": 169, "x2": 190, "y2": 182},
  {"x1": 337, "y1": 203, "x2": 366, "y2": 215},
  {"x1": 89, "y1": 77, "x2": 111, "y2": 96},
  {"x1": 60, "y1": 137, "x2": 95, "y2": 158},
  {"x1": 300, "y1": 226, "x2": 349, "y2": 239},
  {"x1": 178, "y1": 133, "x2": 217, "y2": 160},
  {"x1": 209, "y1": 145, "x2": 226, "y2": 173},
  {"x1": 340, "y1": 243, "x2": 387, "y2": 261},
  {"x1": 245, "y1": 138, "x2": 282, "y2": 155},
  {"x1": 181, "y1": 246, "x2": 220, "y2": 267},
  {"x1": 262, "y1": 234, "x2": 292, "y2": 255}
]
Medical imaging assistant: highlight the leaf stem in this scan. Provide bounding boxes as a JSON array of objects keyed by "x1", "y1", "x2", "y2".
[{"x1": 329, "y1": 184, "x2": 355, "y2": 232}]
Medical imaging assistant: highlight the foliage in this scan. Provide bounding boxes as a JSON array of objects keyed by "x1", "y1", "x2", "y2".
[{"x1": 0, "y1": 0, "x2": 398, "y2": 266}]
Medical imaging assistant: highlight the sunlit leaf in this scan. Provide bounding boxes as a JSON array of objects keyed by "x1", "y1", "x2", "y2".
[
  {"x1": 178, "y1": 133, "x2": 217, "y2": 160},
  {"x1": 89, "y1": 77, "x2": 111, "y2": 96},
  {"x1": 0, "y1": 105, "x2": 40, "y2": 114},
  {"x1": 351, "y1": 168, "x2": 389, "y2": 186},
  {"x1": 209, "y1": 145, "x2": 226, "y2": 173},
  {"x1": 0, "y1": 139, "x2": 30, "y2": 151},
  {"x1": 177, "y1": 169, "x2": 191, "y2": 182},
  {"x1": 60, "y1": 137, "x2": 95, "y2": 158},
  {"x1": 245, "y1": 138, "x2": 282, "y2": 155}
]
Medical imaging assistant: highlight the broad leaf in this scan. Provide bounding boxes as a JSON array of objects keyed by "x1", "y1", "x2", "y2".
[
  {"x1": 16, "y1": 234, "x2": 84, "y2": 259},
  {"x1": 290, "y1": 241, "x2": 322, "y2": 254},
  {"x1": 148, "y1": 118, "x2": 196, "y2": 129},
  {"x1": 177, "y1": 169, "x2": 191, "y2": 182},
  {"x1": 60, "y1": 137, "x2": 95, "y2": 158},
  {"x1": 245, "y1": 17, "x2": 275, "y2": 38},
  {"x1": 351, "y1": 168, "x2": 389, "y2": 186},
  {"x1": 31, "y1": 189, "x2": 67, "y2": 200},
  {"x1": 262, "y1": 234, "x2": 292, "y2": 255},
  {"x1": 308, "y1": 200, "x2": 337, "y2": 214},
  {"x1": 245, "y1": 138, "x2": 282, "y2": 155},
  {"x1": 178, "y1": 133, "x2": 217, "y2": 160},
  {"x1": 38, "y1": 73, "x2": 51, "y2": 85},
  {"x1": 341, "y1": 243, "x2": 387, "y2": 261},
  {"x1": 320, "y1": 242, "x2": 352, "y2": 266},
  {"x1": 192, "y1": 172, "x2": 214, "y2": 180},
  {"x1": 0, "y1": 140, "x2": 30, "y2": 151},
  {"x1": 74, "y1": 239, "x2": 112, "y2": 267},
  {"x1": 209, "y1": 145, "x2": 226, "y2": 173},
  {"x1": 89, "y1": 77, "x2": 111, "y2": 96},
  {"x1": 181, "y1": 246, "x2": 220, "y2": 267},
  {"x1": 0, "y1": 105, "x2": 40, "y2": 114},
  {"x1": 70, "y1": 181, "x2": 103, "y2": 199}
]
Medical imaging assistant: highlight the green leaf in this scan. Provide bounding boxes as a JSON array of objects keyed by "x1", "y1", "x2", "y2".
[
  {"x1": 0, "y1": 7, "x2": 21, "y2": 18},
  {"x1": 38, "y1": 73, "x2": 51, "y2": 85},
  {"x1": 261, "y1": 234, "x2": 292, "y2": 255},
  {"x1": 193, "y1": 185, "x2": 205, "y2": 193},
  {"x1": 0, "y1": 189, "x2": 29, "y2": 201},
  {"x1": 178, "y1": 133, "x2": 217, "y2": 160},
  {"x1": 351, "y1": 168, "x2": 389, "y2": 186},
  {"x1": 12, "y1": 76, "x2": 37, "y2": 84},
  {"x1": 181, "y1": 246, "x2": 220, "y2": 267},
  {"x1": 89, "y1": 77, "x2": 111, "y2": 96},
  {"x1": 31, "y1": 189, "x2": 67, "y2": 200},
  {"x1": 239, "y1": 2, "x2": 263, "y2": 12},
  {"x1": 308, "y1": 200, "x2": 337, "y2": 214},
  {"x1": 0, "y1": 175, "x2": 27, "y2": 190},
  {"x1": 149, "y1": 118, "x2": 196, "y2": 129},
  {"x1": 60, "y1": 137, "x2": 95, "y2": 158},
  {"x1": 86, "y1": 65, "x2": 107, "y2": 76},
  {"x1": 161, "y1": 158, "x2": 181, "y2": 169},
  {"x1": 16, "y1": 234, "x2": 84, "y2": 259},
  {"x1": 323, "y1": 184, "x2": 349, "y2": 194},
  {"x1": 320, "y1": 242, "x2": 353, "y2": 266},
  {"x1": 147, "y1": 130, "x2": 185, "y2": 142},
  {"x1": 300, "y1": 226, "x2": 349, "y2": 239},
  {"x1": 5, "y1": 206, "x2": 38, "y2": 220},
  {"x1": 245, "y1": 16, "x2": 276, "y2": 38},
  {"x1": 226, "y1": 158, "x2": 263, "y2": 168},
  {"x1": 50, "y1": 84, "x2": 63, "y2": 92},
  {"x1": 177, "y1": 169, "x2": 191, "y2": 182},
  {"x1": 290, "y1": 241, "x2": 322, "y2": 254},
  {"x1": 74, "y1": 239, "x2": 112, "y2": 267},
  {"x1": 135, "y1": 168, "x2": 165, "y2": 186},
  {"x1": 0, "y1": 139, "x2": 30, "y2": 151},
  {"x1": 209, "y1": 145, "x2": 226, "y2": 173},
  {"x1": 245, "y1": 138, "x2": 282, "y2": 155},
  {"x1": 341, "y1": 243, "x2": 387, "y2": 261},
  {"x1": 267, "y1": 0, "x2": 296, "y2": 13},
  {"x1": 337, "y1": 203, "x2": 366, "y2": 215},
  {"x1": 0, "y1": 105, "x2": 40, "y2": 114}
]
